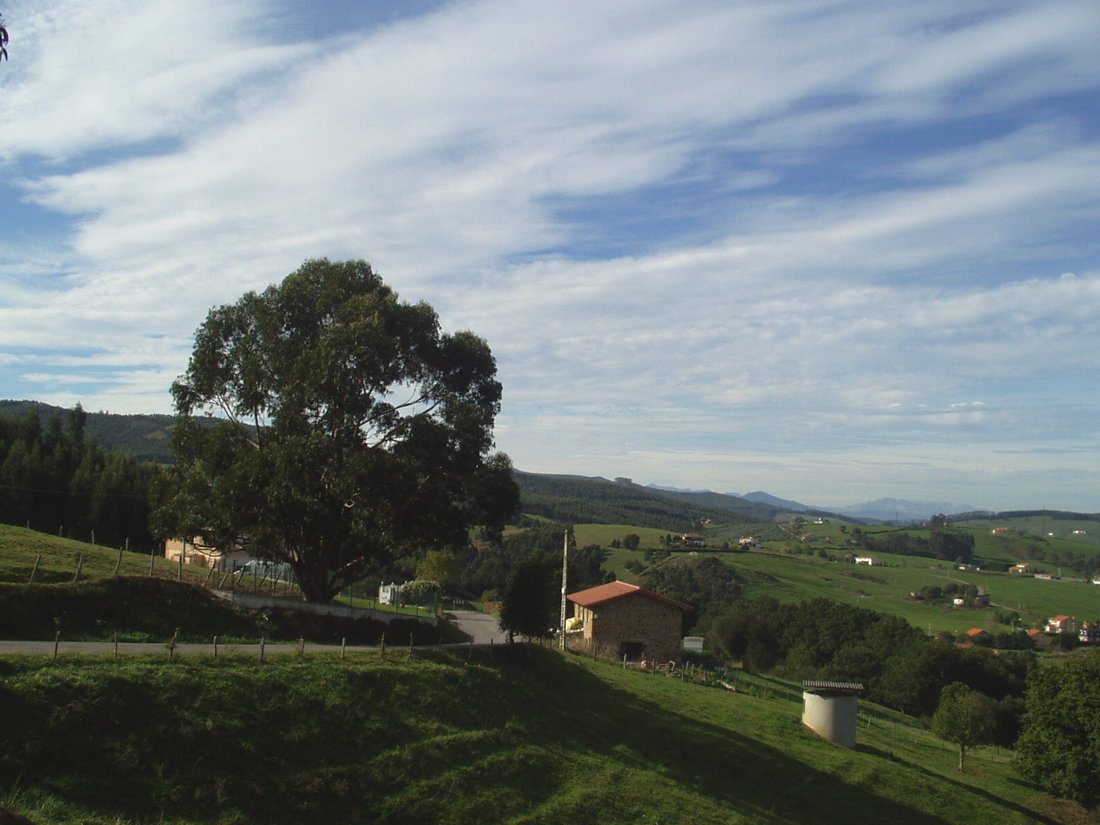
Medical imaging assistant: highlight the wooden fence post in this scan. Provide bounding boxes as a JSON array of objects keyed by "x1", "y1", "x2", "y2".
[
  {"x1": 260, "y1": 636, "x2": 266, "y2": 662},
  {"x1": 29, "y1": 553, "x2": 41, "y2": 584},
  {"x1": 213, "y1": 636, "x2": 219, "y2": 659},
  {"x1": 113, "y1": 547, "x2": 124, "y2": 577},
  {"x1": 73, "y1": 553, "x2": 84, "y2": 583},
  {"x1": 341, "y1": 637, "x2": 346, "y2": 660},
  {"x1": 150, "y1": 548, "x2": 156, "y2": 576}
]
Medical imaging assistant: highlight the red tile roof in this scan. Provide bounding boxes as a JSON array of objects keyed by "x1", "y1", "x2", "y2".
[{"x1": 567, "y1": 580, "x2": 691, "y2": 611}]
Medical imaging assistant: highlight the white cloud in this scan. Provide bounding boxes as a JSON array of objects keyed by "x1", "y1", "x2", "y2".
[{"x1": 1, "y1": 0, "x2": 1098, "y2": 508}]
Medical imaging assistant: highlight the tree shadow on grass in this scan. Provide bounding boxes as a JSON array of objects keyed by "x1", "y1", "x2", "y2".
[
  {"x1": 859, "y1": 743, "x2": 1058, "y2": 825},
  {"x1": 498, "y1": 650, "x2": 951, "y2": 825}
]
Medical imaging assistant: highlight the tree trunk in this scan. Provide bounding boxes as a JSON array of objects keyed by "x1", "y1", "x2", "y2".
[{"x1": 293, "y1": 559, "x2": 336, "y2": 603}]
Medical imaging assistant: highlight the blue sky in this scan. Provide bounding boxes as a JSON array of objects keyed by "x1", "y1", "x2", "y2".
[{"x1": 2, "y1": 0, "x2": 1099, "y2": 511}]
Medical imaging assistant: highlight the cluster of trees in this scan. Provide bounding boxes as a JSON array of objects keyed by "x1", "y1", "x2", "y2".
[
  {"x1": 708, "y1": 595, "x2": 1030, "y2": 730},
  {"x1": 850, "y1": 526, "x2": 975, "y2": 564},
  {"x1": 1017, "y1": 653, "x2": 1100, "y2": 808},
  {"x1": 0, "y1": 405, "x2": 160, "y2": 548},
  {"x1": 1027, "y1": 544, "x2": 1100, "y2": 580},
  {"x1": 642, "y1": 556, "x2": 743, "y2": 631}
]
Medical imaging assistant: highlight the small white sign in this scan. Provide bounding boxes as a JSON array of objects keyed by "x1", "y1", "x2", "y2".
[{"x1": 682, "y1": 636, "x2": 704, "y2": 652}]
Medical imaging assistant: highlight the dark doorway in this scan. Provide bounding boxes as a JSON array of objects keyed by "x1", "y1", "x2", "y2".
[{"x1": 619, "y1": 641, "x2": 645, "y2": 661}]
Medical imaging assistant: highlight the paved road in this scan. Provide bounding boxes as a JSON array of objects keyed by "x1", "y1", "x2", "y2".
[
  {"x1": 0, "y1": 639, "x2": 377, "y2": 657},
  {"x1": 446, "y1": 610, "x2": 509, "y2": 644},
  {"x1": 0, "y1": 610, "x2": 510, "y2": 657}
]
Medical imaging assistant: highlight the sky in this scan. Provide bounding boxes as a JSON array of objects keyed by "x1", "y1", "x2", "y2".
[{"x1": 2, "y1": 1, "x2": 1099, "y2": 512}]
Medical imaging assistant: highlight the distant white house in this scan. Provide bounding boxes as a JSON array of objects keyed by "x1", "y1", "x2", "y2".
[
  {"x1": 1045, "y1": 615, "x2": 1077, "y2": 634},
  {"x1": 378, "y1": 582, "x2": 405, "y2": 605},
  {"x1": 854, "y1": 556, "x2": 879, "y2": 566}
]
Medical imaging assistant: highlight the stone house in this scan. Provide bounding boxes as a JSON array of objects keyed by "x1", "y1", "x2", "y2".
[
  {"x1": 164, "y1": 537, "x2": 251, "y2": 569},
  {"x1": 566, "y1": 581, "x2": 691, "y2": 663}
]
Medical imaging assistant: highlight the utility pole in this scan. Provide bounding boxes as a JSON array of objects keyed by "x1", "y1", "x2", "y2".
[{"x1": 559, "y1": 529, "x2": 570, "y2": 650}]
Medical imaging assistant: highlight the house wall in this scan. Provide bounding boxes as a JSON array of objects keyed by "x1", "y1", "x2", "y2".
[
  {"x1": 577, "y1": 594, "x2": 683, "y2": 662},
  {"x1": 164, "y1": 538, "x2": 249, "y2": 568}
]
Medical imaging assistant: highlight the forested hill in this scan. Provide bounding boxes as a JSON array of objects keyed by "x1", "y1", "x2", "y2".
[
  {"x1": 646, "y1": 487, "x2": 845, "y2": 522},
  {"x1": 0, "y1": 400, "x2": 177, "y2": 463},
  {"x1": 514, "y1": 471, "x2": 761, "y2": 530}
]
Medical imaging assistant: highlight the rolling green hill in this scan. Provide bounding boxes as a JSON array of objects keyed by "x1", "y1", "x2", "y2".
[
  {"x1": 0, "y1": 525, "x2": 442, "y2": 646},
  {"x1": 0, "y1": 516, "x2": 1094, "y2": 823},
  {"x1": 513, "y1": 471, "x2": 758, "y2": 530},
  {"x1": 0, "y1": 646, "x2": 1077, "y2": 825}
]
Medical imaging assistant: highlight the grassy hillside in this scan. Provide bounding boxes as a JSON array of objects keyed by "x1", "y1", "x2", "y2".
[
  {"x1": 0, "y1": 525, "x2": 441, "y2": 645},
  {"x1": 710, "y1": 550, "x2": 1100, "y2": 635},
  {"x1": 594, "y1": 516, "x2": 1100, "y2": 636},
  {"x1": 514, "y1": 472, "x2": 756, "y2": 530},
  {"x1": 0, "y1": 646, "x2": 1081, "y2": 825}
]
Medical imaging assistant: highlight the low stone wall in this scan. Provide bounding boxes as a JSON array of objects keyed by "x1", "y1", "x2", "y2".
[{"x1": 210, "y1": 589, "x2": 435, "y2": 628}]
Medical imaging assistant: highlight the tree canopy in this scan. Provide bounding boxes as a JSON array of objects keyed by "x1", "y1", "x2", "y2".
[
  {"x1": 498, "y1": 554, "x2": 559, "y2": 643},
  {"x1": 1016, "y1": 653, "x2": 1100, "y2": 808},
  {"x1": 0, "y1": 404, "x2": 160, "y2": 548},
  {"x1": 157, "y1": 258, "x2": 518, "y2": 602},
  {"x1": 931, "y1": 682, "x2": 997, "y2": 772}
]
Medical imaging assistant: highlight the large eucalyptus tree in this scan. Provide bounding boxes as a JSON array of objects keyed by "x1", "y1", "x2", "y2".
[{"x1": 158, "y1": 258, "x2": 517, "y2": 602}]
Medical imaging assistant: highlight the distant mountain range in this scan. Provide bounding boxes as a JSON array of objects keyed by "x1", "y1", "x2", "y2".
[
  {"x1": 0, "y1": 400, "x2": 1042, "y2": 524},
  {"x1": 646, "y1": 486, "x2": 971, "y2": 524},
  {"x1": 835, "y1": 497, "x2": 978, "y2": 523}
]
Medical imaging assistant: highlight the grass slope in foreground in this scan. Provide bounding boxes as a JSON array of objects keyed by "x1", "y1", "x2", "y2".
[{"x1": 0, "y1": 648, "x2": 1072, "y2": 825}]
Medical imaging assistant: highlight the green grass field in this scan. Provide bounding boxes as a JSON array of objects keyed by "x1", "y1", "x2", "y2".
[
  {"x1": 603, "y1": 543, "x2": 1100, "y2": 636},
  {"x1": 0, "y1": 525, "x2": 447, "y2": 645},
  {"x1": 1, "y1": 522, "x2": 1097, "y2": 822},
  {"x1": 572, "y1": 523, "x2": 673, "y2": 549},
  {"x1": 0, "y1": 524, "x2": 212, "y2": 586},
  {"x1": 0, "y1": 646, "x2": 1082, "y2": 825}
]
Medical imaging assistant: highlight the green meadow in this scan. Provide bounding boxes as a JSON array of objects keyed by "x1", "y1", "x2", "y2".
[
  {"x1": 0, "y1": 647, "x2": 1078, "y2": 824},
  {"x1": 575, "y1": 522, "x2": 1100, "y2": 635}
]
